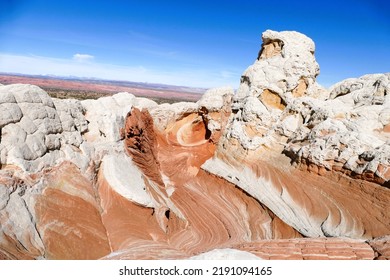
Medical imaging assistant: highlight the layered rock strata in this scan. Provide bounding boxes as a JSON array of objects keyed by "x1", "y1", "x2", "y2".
[{"x1": 233, "y1": 238, "x2": 375, "y2": 260}]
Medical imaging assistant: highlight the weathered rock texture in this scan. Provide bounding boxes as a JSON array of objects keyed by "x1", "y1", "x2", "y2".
[
  {"x1": 368, "y1": 235, "x2": 390, "y2": 260},
  {"x1": 0, "y1": 30, "x2": 389, "y2": 260}
]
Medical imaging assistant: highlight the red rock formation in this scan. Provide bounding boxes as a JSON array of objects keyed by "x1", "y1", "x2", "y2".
[
  {"x1": 234, "y1": 238, "x2": 375, "y2": 260},
  {"x1": 97, "y1": 166, "x2": 170, "y2": 251},
  {"x1": 101, "y1": 240, "x2": 190, "y2": 260},
  {"x1": 116, "y1": 106, "x2": 301, "y2": 258},
  {"x1": 204, "y1": 146, "x2": 390, "y2": 240},
  {"x1": 34, "y1": 163, "x2": 111, "y2": 259},
  {"x1": 122, "y1": 108, "x2": 164, "y2": 187}
]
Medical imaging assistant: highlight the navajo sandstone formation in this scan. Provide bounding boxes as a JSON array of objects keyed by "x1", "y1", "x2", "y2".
[{"x1": 0, "y1": 30, "x2": 389, "y2": 260}]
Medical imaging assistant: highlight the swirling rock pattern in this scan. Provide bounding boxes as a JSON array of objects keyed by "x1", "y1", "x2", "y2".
[{"x1": 0, "y1": 30, "x2": 389, "y2": 259}]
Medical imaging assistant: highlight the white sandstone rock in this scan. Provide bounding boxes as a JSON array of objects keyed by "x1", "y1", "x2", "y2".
[
  {"x1": 0, "y1": 85, "x2": 92, "y2": 172},
  {"x1": 197, "y1": 86, "x2": 233, "y2": 112},
  {"x1": 216, "y1": 30, "x2": 390, "y2": 184},
  {"x1": 236, "y1": 30, "x2": 320, "y2": 100},
  {"x1": 101, "y1": 154, "x2": 156, "y2": 208},
  {"x1": 0, "y1": 184, "x2": 45, "y2": 257},
  {"x1": 190, "y1": 248, "x2": 262, "y2": 260},
  {"x1": 222, "y1": 30, "x2": 325, "y2": 152},
  {"x1": 0, "y1": 103, "x2": 23, "y2": 128},
  {"x1": 81, "y1": 92, "x2": 157, "y2": 143},
  {"x1": 150, "y1": 102, "x2": 198, "y2": 131},
  {"x1": 285, "y1": 73, "x2": 390, "y2": 180}
]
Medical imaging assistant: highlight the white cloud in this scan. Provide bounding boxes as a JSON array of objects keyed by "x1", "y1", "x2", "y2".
[
  {"x1": 0, "y1": 53, "x2": 240, "y2": 88},
  {"x1": 220, "y1": 70, "x2": 237, "y2": 79},
  {"x1": 72, "y1": 53, "x2": 94, "y2": 62}
]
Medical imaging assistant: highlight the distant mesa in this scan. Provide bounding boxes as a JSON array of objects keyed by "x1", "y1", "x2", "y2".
[{"x1": 0, "y1": 30, "x2": 389, "y2": 260}]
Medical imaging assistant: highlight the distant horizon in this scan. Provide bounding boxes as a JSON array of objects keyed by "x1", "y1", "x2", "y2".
[
  {"x1": 0, "y1": 71, "x2": 209, "y2": 91},
  {"x1": 2, "y1": 68, "x2": 390, "y2": 92},
  {"x1": 0, "y1": 0, "x2": 389, "y2": 88}
]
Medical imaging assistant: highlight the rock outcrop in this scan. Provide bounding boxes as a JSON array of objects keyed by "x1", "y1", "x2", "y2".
[
  {"x1": 0, "y1": 30, "x2": 389, "y2": 260},
  {"x1": 202, "y1": 30, "x2": 390, "y2": 240}
]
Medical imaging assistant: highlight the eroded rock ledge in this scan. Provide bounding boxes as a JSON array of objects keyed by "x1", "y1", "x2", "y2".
[{"x1": 0, "y1": 29, "x2": 389, "y2": 260}]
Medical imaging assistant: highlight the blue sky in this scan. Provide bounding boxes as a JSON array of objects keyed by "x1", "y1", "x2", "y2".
[{"x1": 0, "y1": 0, "x2": 389, "y2": 88}]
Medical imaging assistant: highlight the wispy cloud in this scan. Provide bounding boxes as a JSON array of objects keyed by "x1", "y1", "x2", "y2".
[
  {"x1": 220, "y1": 70, "x2": 238, "y2": 79},
  {"x1": 0, "y1": 53, "x2": 240, "y2": 88},
  {"x1": 128, "y1": 30, "x2": 155, "y2": 42},
  {"x1": 72, "y1": 53, "x2": 94, "y2": 62}
]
